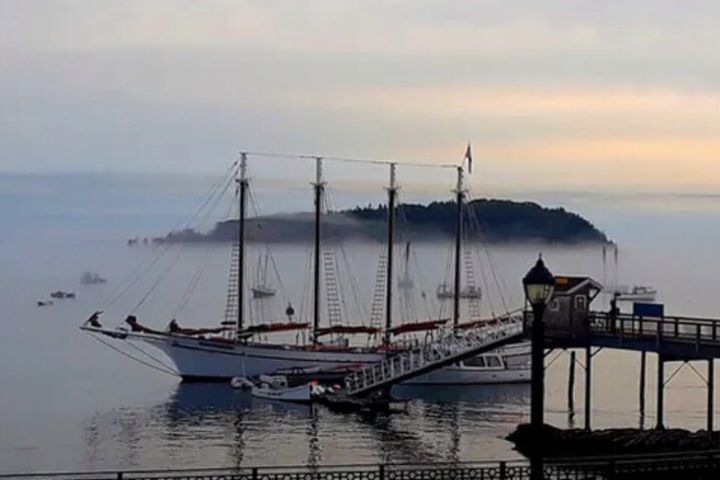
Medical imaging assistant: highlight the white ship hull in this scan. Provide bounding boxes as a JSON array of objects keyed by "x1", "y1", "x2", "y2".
[
  {"x1": 87, "y1": 328, "x2": 530, "y2": 385},
  {"x1": 404, "y1": 365, "x2": 529, "y2": 385},
  {"x1": 144, "y1": 334, "x2": 383, "y2": 381},
  {"x1": 406, "y1": 342, "x2": 530, "y2": 385}
]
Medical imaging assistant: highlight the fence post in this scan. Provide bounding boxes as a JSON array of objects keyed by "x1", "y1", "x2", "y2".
[
  {"x1": 499, "y1": 461, "x2": 506, "y2": 480},
  {"x1": 607, "y1": 459, "x2": 616, "y2": 480},
  {"x1": 117, "y1": 473, "x2": 123, "y2": 480},
  {"x1": 252, "y1": 467, "x2": 259, "y2": 480},
  {"x1": 379, "y1": 464, "x2": 385, "y2": 480}
]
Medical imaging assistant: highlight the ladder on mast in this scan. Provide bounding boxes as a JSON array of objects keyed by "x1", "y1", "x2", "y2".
[
  {"x1": 322, "y1": 248, "x2": 343, "y2": 327},
  {"x1": 369, "y1": 251, "x2": 387, "y2": 331},
  {"x1": 223, "y1": 239, "x2": 240, "y2": 338},
  {"x1": 464, "y1": 247, "x2": 482, "y2": 323}
]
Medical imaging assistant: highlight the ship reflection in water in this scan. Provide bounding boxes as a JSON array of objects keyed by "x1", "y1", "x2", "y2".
[{"x1": 82, "y1": 383, "x2": 529, "y2": 470}]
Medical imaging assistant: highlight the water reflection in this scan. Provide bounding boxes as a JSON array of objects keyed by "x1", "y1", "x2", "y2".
[{"x1": 81, "y1": 383, "x2": 529, "y2": 469}]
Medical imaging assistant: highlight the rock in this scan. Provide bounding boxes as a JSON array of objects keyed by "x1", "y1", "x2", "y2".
[{"x1": 507, "y1": 424, "x2": 720, "y2": 458}]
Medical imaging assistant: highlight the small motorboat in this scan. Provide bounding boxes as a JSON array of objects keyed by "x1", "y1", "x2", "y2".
[
  {"x1": 251, "y1": 285, "x2": 277, "y2": 298},
  {"x1": 50, "y1": 291, "x2": 76, "y2": 299},
  {"x1": 80, "y1": 272, "x2": 107, "y2": 285},
  {"x1": 37, "y1": 300, "x2": 54, "y2": 307},
  {"x1": 605, "y1": 285, "x2": 657, "y2": 302},
  {"x1": 250, "y1": 375, "x2": 313, "y2": 403},
  {"x1": 230, "y1": 376, "x2": 254, "y2": 390}
]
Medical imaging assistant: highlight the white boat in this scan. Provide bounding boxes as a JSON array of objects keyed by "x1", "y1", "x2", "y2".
[
  {"x1": 604, "y1": 285, "x2": 657, "y2": 302},
  {"x1": 405, "y1": 344, "x2": 530, "y2": 385},
  {"x1": 601, "y1": 246, "x2": 657, "y2": 302},
  {"x1": 250, "y1": 375, "x2": 313, "y2": 403},
  {"x1": 80, "y1": 272, "x2": 107, "y2": 285}
]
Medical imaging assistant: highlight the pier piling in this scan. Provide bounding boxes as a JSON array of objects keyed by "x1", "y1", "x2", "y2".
[
  {"x1": 708, "y1": 359, "x2": 714, "y2": 432},
  {"x1": 568, "y1": 350, "x2": 576, "y2": 415},
  {"x1": 657, "y1": 355, "x2": 665, "y2": 429},
  {"x1": 584, "y1": 346, "x2": 592, "y2": 431},
  {"x1": 639, "y1": 351, "x2": 646, "y2": 429}
]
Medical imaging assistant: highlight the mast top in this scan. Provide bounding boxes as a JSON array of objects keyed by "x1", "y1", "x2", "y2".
[
  {"x1": 313, "y1": 156, "x2": 326, "y2": 187},
  {"x1": 239, "y1": 152, "x2": 248, "y2": 183},
  {"x1": 387, "y1": 162, "x2": 399, "y2": 192},
  {"x1": 454, "y1": 165, "x2": 466, "y2": 195}
]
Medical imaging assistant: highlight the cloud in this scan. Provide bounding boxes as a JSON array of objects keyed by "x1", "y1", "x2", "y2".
[{"x1": 1, "y1": 0, "x2": 720, "y2": 195}]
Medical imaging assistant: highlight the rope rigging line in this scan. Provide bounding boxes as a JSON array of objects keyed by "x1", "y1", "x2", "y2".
[
  {"x1": 85, "y1": 332, "x2": 179, "y2": 377},
  {"x1": 124, "y1": 338, "x2": 181, "y2": 374},
  {"x1": 101, "y1": 161, "x2": 239, "y2": 312},
  {"x1": 172, "y1": 266, "x2": 204, "y2": 318},
  {"x1": 173, "y1": 193, "x2": 237, "y2": 319},
  {"x1": 247, "y1": 187, "x2": 292, "y2": 308},
  {"x1": 130, "y1": 170, "x2": 238, "y2": 315},
  {"x1": 242, "y1": 150, "x2": 460, "y2": 170},
  {"x1": 324, "y1": 186, "x2": 368, "y2": 327},
  {"x1": 464, "y1": 195, "x2": 513, "y2": 317}
]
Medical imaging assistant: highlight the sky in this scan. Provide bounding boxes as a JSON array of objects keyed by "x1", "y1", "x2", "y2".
[{"x1": 1, "y1": 1, "x2": 720, "y2": 196}]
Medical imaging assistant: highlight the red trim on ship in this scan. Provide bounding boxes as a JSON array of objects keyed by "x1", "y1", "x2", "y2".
[
  {"x1": 388, "y1": 319, "x2": 448, "y2": 335},
  {"x1": 455, "y1": 318, "x2": 499, "y2": 330},
  {"x1": 242, "y1": 322, "x2": 311, "y2": 334},
  {"x1": 314, "y1": 325, "x2": 381, "y2": 337}
]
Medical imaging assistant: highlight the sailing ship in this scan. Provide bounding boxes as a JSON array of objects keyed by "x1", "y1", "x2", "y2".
[
  {"x1": 251, "y1": 253, "x2": 276, "y2": 298},
  {"x1": 81, "y1": 151, "x2": 528, "y2": 384}
]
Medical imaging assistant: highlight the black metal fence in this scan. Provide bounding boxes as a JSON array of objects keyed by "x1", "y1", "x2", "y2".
[{"x1": 4, "y1": 451, "x2": 720, "y2": 480}]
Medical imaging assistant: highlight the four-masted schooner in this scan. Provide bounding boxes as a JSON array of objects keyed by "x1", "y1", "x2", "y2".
[{"x1": 81, "y1": 150, "x2": 529, "y2": 383}]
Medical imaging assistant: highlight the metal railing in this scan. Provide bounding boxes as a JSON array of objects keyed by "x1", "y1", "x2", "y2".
[
  {"x1": 344, "y1": 319, "x2": 524, "y2": 396},
  {"x1": 590, "y1": 311, "x2": 720, "y2": 348},
  {"x1": 5, "y1": 451, "x2": 720, "y2": 480}
]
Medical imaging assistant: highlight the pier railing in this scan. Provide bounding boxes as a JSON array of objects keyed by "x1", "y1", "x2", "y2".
[
  {"x1": 589, "y1": 311, "x2": 720, "y2": 354},
  {"x1": 4, "y1": 451, "x2": 720, "y2": 480}
]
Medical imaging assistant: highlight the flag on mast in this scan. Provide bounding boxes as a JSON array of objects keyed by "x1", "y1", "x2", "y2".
[{"x1": 464, "y1": 142, "x2": 473, "y2": 173}]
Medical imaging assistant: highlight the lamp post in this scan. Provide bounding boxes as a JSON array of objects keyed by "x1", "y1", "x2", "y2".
[{"x1": 523, "y1": 255, "x2": 555, "y2": 480}]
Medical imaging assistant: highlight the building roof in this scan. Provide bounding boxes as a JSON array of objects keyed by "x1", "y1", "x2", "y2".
[{"x1": 553, "y1": 276, "x2": 604, "y2": 297}]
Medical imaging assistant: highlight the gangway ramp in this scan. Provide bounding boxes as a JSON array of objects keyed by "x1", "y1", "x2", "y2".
[{"x1": 343, "y1": 317, "x2": 525, "y2": 397}]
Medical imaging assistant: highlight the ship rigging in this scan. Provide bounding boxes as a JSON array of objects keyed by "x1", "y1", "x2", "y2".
[{"x1": 81, "y1": 148, "x2": 529, "y2": 384}]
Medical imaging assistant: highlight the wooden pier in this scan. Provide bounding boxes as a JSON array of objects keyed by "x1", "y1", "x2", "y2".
[{"x1": 537, "y1": 275, "x2": 720, "y2": 431}]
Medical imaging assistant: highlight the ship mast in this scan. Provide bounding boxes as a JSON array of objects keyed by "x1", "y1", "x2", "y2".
[
  {"x1": 452, "y1": 166, "x2": 465, "y2": 328},
  {"x1": 312, "y1": 157, "x2": 325, "y2": 343},
  {"x1": 236, "y1": 152, "x2": 248, "y2": 339},
  {"x1": 384, "y1": 163, "x2": 398, "y2": 344}
]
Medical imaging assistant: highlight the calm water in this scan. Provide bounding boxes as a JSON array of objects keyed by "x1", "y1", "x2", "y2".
[{"x1": 2, "y1": 173, "x2": 720, "y2": 473}]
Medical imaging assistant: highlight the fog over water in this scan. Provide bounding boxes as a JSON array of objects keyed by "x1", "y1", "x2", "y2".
[{"x1": 2, "y1": 172, "x2": 720, "y2": 473}]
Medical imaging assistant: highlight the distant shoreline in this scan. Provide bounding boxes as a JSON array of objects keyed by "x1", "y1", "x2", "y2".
[{"x1": 152, "y1": 199, "x2": 610, "y2": 245}]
